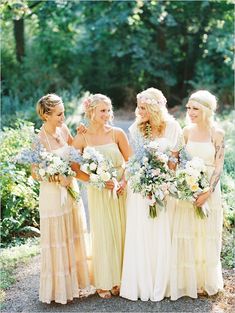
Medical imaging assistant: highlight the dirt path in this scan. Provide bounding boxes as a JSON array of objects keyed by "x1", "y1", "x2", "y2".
[{"x1": 2, "y1": 254, "x2": 234, "y2": 313}]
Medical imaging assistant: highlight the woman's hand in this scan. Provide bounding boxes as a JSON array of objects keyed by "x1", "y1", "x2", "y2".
[
  {"x1": 117, "y1": 179, "x2": 127, "y2": 195},
  {"x1": 58, "y1": 175, "x2": 72, "y2": 187},
  {"x1": 105, "y1": 180, "x2": 115, "y2": 190},
  {"x1": 195, "y1": 190, "x2": 211, "y2": 207},
  {"x1": 77, "y1": 123, "x2": 88, "y2": 134}
]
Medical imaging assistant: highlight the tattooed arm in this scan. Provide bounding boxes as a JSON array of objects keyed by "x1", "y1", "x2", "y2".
[
  {"x1": 209, "y1": 129, "x2": 225, "y2": 192},
  {"x1": 195, "y1": 128, "x2": 225, "y2": 207}
]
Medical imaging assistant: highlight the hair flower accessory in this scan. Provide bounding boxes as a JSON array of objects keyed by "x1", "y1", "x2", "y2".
[
  {"x1": 83, "y1": 98, "x2": 92, "y2": 111},
  {"x1": 137, "y1": 95, "x2": 161, "y2": 107}
]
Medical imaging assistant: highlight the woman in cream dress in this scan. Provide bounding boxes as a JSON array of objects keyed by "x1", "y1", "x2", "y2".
[
  {"x1": 120, "y1": 88, "x2": 183, "y2": 301},
  {"x1": 73, "y1": 94, "x2": 131, "y2": 299},
  {"x1": 170, "y1": 90, "x2": 224, "y2": 300},
  {"x1": 33, "y1": 94, "x2": 92, "y2": 304}
]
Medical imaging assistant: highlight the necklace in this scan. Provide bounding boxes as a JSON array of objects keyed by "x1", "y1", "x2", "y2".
[
  {"x1": 42, "y1": 125, "x2": 61, "y2": 144},
  {"x1": 145, "y1": 122, "x2": 152, "y2": 140}
]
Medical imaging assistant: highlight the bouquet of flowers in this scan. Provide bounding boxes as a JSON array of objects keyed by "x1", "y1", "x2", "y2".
[
  {"x1": 78, "y1": 147, "x2": 118, "y2": 194},
  {"x1": 126, "y1": 141, "x2": 177, "y2": 218},
  {"x1": 15, "y1": 139, "x2": 80, "y2": 202},
  {"x1": 176, "y1": 153, "x2": 210, "y2": 218}
]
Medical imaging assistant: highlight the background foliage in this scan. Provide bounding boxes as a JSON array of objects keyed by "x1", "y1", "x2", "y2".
[
  {"x1": 0, "y1": 0, "x2": 234, "y2": 268},
  {"x1": 1, "y1": 0, "x2": 234, "y2": 127}
]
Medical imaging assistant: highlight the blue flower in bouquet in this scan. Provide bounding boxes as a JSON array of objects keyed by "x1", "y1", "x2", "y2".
[{"x1": 15, "y1": 137, "x2": 80, "y2": 202}]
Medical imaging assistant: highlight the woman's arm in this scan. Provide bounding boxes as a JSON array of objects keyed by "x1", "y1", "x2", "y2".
[
  {"x1": 115, "y1": 128, "x2": 132, "y2": 194},
  {"x1": 71, "y1": 134, "x2": 90, "y2": 182},
  {"x1": 116, "y1": 128, "x2": 132, "y2": 161},
  {"x1": 209, "y1": 129, "x2": 225, "y2": 192},
  {"x1": 168, "y1": 123, "x2": 186, "y2": 170},
  {"x1": 195, "y1": 128, "x2": 225, "y2": 207}
]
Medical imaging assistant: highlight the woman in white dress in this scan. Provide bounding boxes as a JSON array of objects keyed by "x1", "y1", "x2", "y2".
[
  {"x1": 120, "y1": 87, "x2": 183, "y2": 301},
  {"x1": 170, "y1": 90, "x2": 224, "y2": 300},
  {"x1": 32, "y1": 94, "x2": 92, "y2": 304}
]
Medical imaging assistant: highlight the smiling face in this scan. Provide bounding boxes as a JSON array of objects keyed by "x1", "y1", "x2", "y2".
[
  {"x1": 93, "y1": 102, "x2": 112, "y2": 125},
  {"x1": 186, "y1": 100, "x2": 203, "y2": 124},
  {"x1": 45, "y1": 103, "x2": 65, "y2": 127},
  {"x1": 136, "y1": 102, "x2": 151, "y2": 123}
]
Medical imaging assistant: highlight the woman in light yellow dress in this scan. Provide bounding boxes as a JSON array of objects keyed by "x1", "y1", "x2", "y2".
[
  {"x1": 72, "y1": 94, "x2": 131, "y2": 298},
  {"x1": 170, "y1": 90, "x2": 224, "y2": 300},
  {"x1": 32, "y1": 94, "x2": 93, "y2": 304}
]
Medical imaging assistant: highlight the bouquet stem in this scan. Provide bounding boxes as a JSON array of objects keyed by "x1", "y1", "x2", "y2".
[
  {"x1": 67, "y1": 187, "x2": 80, "y2": 202},
  {"x1": 194, "y1": 205, "x2": 206, "y2": 219},
  {"x1": 149, "y1": 205, "x2": 157, "y2": 218}
]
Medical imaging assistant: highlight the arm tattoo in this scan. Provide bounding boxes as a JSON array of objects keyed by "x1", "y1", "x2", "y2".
[
  {"x1": 215, "y1": 138, "x2": 225, "y2": 160},
  {"x1": 210, "y1": 173, "x2": 220, "y2": 192}
]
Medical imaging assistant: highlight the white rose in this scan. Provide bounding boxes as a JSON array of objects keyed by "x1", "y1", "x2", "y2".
[
  {"x1": 190, "y1": 157, "x2": 205, "y2": 170},
  {"x1": 39, "y1": 168, "x2": 46, "y2": 177},
  {"x1": 100, "y1": 171, "x2": 111, "y2": 182},
  {"x1": 83, "y1": 151, "x2": 91, "y2": 159},
  {"x1": 185, "y1": 168, "x2": 200, "y2": 179},
  {"x1": 89, "y1": 162, "x2": 97, "y2": 171},
  {"x1": 90, "y1": 173, "x2": 99, "y2": 182},
  {"x1": 142, "y1": 157, "x2": 148, "y2": 163},
  {"x1": 40, "y1": 152, "x2": 48, "y2": 159},
  {"x1": 148, "y1": 141, "x2": 159, "y2": 150}
]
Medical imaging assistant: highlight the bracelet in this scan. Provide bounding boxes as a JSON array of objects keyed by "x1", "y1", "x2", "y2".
[{"x1": 169, "y1": 156, "x2": 178, "y2": 164}]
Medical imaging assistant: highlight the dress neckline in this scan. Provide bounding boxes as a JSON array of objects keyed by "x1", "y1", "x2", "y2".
[
  {"x1": 188, "y1": 140, "x2": 212, "y2": 144},
  {"x1": 88, "y1": 142, "x2": 117, "y2": 148}
]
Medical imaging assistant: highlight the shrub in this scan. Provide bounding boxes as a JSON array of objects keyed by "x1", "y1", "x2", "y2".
[{"x1": 0, "y1": 122, "x2": 40, "y2": 247}]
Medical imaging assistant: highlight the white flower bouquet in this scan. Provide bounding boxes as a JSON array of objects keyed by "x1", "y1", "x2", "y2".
[
  {"x1": 80, "y1": 147, "x2": 118, "y2": 192},
  {"x1": 126, "y1": 141, "x2": 177, "y2": 218},
  {"x1": 15, "y1": 140, "x2": 80, "y2": 202},
  {"x1": 176, "y1": 156, "x2": 210, "y2": 218}
]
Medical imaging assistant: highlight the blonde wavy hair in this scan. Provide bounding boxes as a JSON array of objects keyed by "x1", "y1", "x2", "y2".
[
  {"x1": 136, "y1": 87, "x2": 172, "y2": 138},
  {"x1": 36, "y1": 94, "x2": 63, "y2": 121},
  {"x1": 83, "y1": 93, "x2": 113, "y2": 122},
  {"x1": 187, "y1": 90, "x2": 217, "y2": 128}
]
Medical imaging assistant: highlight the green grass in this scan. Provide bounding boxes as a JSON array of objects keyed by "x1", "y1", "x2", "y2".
[{"x1": 0, "y1": 238, "x2": 40, "y2": 303}]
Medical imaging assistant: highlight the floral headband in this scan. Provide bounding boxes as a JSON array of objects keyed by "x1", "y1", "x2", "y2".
[{"x1": 137, "y1": 94, "x2": 166, "y2": 107}]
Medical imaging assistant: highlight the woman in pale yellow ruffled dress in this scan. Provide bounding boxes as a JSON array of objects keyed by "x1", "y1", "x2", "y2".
[
  {"x1": 32, "y1": 94, "x2": 93, "y2": 304},
  {"x1": 170, "y1": 90, "x2": 224, "y2": 300},
  {"x1": 73, "y1": 94, "x2": 131, "y2": 298}
]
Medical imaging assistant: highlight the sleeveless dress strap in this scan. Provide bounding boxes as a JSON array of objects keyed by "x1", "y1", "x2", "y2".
[
  {"x1": 42, "y1": 127, "x2": 52, "y2": 152},
  {"x1": 112, "y1": 128, "x2": 116, "y2": 143},
  {"x1": 210, "y1": 126, "x2": 216, "y2": 145}
]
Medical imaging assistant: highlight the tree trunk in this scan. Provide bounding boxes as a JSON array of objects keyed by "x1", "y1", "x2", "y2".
[{"x1": 13, "y1": 19, "x2": 24, "y2": 62}]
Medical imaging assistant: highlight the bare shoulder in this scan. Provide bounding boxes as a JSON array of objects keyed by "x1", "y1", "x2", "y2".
[
  {"x1": 182, "y1": 125, "x2": 192, "y2": 136},
  {"x1": 182, "y1": 125, "x2": 193, "y2": 141},
  {"x1": 113, "y1": 127, "x2": 127, "y2": 140},
  {"x1": 213, "y1": 127, "x2": 225, "y2": 141}
]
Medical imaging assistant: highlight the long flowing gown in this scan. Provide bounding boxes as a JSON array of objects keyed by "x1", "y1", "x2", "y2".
[
  {"x1": 39, "y1": 144, "x2": 92, "y2": 304},
  {"x1": 84, "y1": 136, "x2": 126, "y2": 290},
  {"x1": 170, "y1": 140, "x2": 223, "y2": 300},
  {"x1": 120, "y1": 119, "x2": 182, "y2": 301}
]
